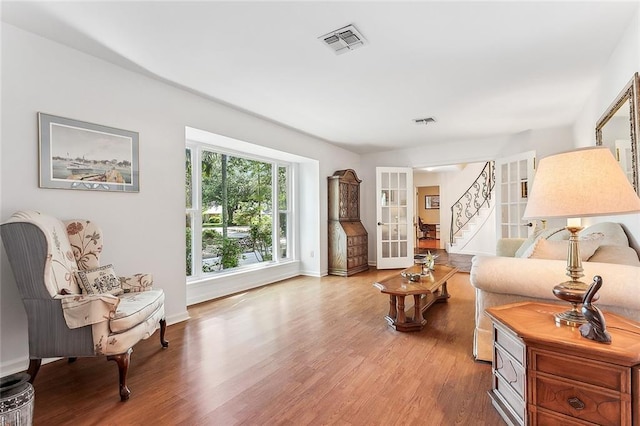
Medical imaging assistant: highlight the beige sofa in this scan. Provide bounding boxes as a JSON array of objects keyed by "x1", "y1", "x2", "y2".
[{"x1": 469, "y1": 222, "x2": 640, "y2": 362}]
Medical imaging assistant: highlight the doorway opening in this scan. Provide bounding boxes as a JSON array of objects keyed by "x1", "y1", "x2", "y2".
[{"x1": 416, "y1": 185, "x2": 440, "y2": 250}]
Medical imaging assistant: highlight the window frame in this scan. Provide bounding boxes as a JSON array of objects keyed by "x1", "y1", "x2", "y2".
[{"x1": 186, "y1": 140, "x2": 294, "y2": 282}]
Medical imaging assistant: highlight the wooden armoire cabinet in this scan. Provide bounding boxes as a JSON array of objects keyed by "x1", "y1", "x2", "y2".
[{"x1": 328, "y1": 169, "x2": 369, "y2": 276}]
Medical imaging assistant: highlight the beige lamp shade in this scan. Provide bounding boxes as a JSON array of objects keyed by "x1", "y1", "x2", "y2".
[{"x1": 523, "y1": 147, "x2": 640, "y2": 219}]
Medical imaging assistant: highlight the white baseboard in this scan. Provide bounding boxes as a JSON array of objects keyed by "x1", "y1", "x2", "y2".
[
  {"x1": 299, "y1": 269, "x2": 323, "y2": 277},
  {"x1": 1, "y1": 356, "x2": 29, "y2": 376},
  {"x1": 1, "y1": 356, "x2": 63, "y2": 377},
  {"x1": 166, "y1": 311, "x2": 190, "y2": 325}
]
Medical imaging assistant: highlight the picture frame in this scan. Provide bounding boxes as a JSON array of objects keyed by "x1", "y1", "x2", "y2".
[
  {"x1": 425, "y1": 195, "x2": 440, "y2": 209},
  {"x1": 38, "y1": 113, "x2": 139, "y2": 192}
]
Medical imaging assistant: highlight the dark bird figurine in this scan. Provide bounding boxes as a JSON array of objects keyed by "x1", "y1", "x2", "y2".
[{"x1": 579, "y1": 275, "x2": 612, "y2": 344}]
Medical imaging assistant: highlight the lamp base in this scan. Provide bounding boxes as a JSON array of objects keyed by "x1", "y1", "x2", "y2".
[
  {"x1": 552, "y1": 280, "x2": 595, "y2": 327},
  {"x1": 554, "y1": 306, "x2": 587, "y2": 327}
]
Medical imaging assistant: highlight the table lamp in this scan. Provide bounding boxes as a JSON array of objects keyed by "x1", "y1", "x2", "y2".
[{"x1": 522, "y1": 147, "x2": 640, "y2": 326}]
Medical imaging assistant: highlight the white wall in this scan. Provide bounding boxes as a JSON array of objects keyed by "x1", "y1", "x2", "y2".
[
  {"x1": 0, "y1": 24, "x2": 359, "y2": 374},
  {"x1": 573, "y1": 10, "x2": 640, "y2": 252}
]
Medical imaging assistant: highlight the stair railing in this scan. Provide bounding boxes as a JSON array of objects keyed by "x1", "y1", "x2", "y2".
[{"x1": 450, "y1": 161, "x2": 495, "y2": 244}]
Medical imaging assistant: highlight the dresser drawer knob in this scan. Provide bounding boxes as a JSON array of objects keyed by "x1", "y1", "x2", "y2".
[{"x1": 567, "y1": 397, "x2": 585, "y2": 410}]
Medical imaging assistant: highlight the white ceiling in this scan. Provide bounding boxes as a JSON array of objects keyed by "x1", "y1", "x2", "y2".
[{"x1": 2, "y1": 1, "x2": 638, "y2": 154}]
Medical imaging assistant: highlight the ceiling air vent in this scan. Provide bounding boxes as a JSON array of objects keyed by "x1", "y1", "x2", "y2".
[
  {"x1": 319, "y1": 24, "x2": 366, "y2": 55},
  {"x1": 414, "y1": 117, "x2": 436, "y2": 125}
]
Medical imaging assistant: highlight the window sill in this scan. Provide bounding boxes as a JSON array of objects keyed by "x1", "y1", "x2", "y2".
[{"x1": 186, "y1": 260, "x2": 300, "y2": 305}]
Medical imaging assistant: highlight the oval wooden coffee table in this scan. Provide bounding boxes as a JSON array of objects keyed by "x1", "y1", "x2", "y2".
[{"x1": 373, "y1": 264, "x2": 458, "y2": 332}]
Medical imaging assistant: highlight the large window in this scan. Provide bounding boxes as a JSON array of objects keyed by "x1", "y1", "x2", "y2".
[{"x1": 186, "y1": 144, "x2": 292, "y2": 279}]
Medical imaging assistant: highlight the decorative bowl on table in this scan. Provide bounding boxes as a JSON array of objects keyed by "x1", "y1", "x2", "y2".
[{"x1": 401, "y1": 271, "x2": 422, "y2": 282}]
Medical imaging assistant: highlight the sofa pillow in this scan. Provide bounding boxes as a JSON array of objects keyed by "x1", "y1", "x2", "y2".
[
  {"x1": 524, "y1": 234, "x2": 603, "y2": 261},
  {"x1": 588, "y1": 245, "x2": 640, "y2": 265},
  {"x1": 515, "y1": 227, "x2": 566, "y2": 258},
  {"x1": 581, "y1": 222, "x2": 629, "y2": 247},
  {"x1": 76, "y1": 264, "x2": 123, "y2": 296}
]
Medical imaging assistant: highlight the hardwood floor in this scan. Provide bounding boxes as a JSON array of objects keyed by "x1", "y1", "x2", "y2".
[
  {"x1": 30, "y1": 269, "x2": 503, "y2": 425},
  {"x1": 417, "y1": 238, "x2": 440, "y2": 249}
]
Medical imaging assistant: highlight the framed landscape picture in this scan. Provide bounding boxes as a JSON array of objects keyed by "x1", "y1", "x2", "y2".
[
  {"x1": 425, "y1": 195, "x2": 440, "y2": 209},
  {"x1": 38, "y1": 113, "x2": 139, "y2": 192}
]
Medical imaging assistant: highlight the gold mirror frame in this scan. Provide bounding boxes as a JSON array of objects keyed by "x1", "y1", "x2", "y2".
[{"x1": 596, "y1": 72, "x2": 639, "y2": 195}]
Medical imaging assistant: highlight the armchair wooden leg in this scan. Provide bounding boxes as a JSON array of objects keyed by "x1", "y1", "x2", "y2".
[
  {"x1": 159, "y1": 318, "x2": 169, "y2": 348},
  {"x1": 26, "y1": 359, "x2": 42, "y2": 383},
  {"x1": 107, "y1": 348, "x2": 132, "y2": 402}
]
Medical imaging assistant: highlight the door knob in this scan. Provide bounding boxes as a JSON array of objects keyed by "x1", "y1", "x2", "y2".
[{"x1": 377, "y1": 222, "x2": 383, "y2": 226}]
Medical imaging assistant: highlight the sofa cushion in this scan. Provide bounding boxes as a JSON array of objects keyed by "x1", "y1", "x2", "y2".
[{"x1": 109, "y1": 289, "x2": 165, "y2": 334}]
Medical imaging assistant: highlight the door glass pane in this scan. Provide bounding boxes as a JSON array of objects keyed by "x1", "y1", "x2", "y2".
[
  {"x1": 398, "y1": 206, "x2": 407, "y2": 222},
  {"x1": 390, "y1": 190, "x2": 397, "y2": 205},
  {"x1": 501, "y1": 163, "x2": 508, "y2": 183},
  {"x1": 399, "y1": 173, "x2": 407, "y2": 189},
  {"x1": 519, "y1": 160, "x2": 527, "y2": 177},
  {"x1": 509, "y1": 182, "x2": 517, "y2": 200},
  {"x1": 382, "y1": 242, "x2": 389, "y2": 258},
  {"x1": 399, "y1": 225, "x2": 407, "y2": 240},
  {"x1": 382, "y1": 207, "x2": 390, "y2": 224},
  {"x1": 382, "y1": 172, "x2": 389, "y2": 188},
  {"x1": 390, "y1": 173, "x2": 398, "y2": 189},
  {"x1": 382, "y1": 224, "x2": 389, "y2": 240},
  {"x1": 509, "y1": 204, "x2": 518, "y2": 223},
  {"x1": 381, "y1": 190, "x2": 389, "y2": 206},
  {"x1": 400, "y1": 242, "x2": 407, "y2": 257},
  {"x1": 501, "y1": 205, "x2": 508, "y2": 222},
  {"x1": 399, "y1": 189, "x2": 407, "y2": 206},
  {"x1": 391, "y1": 241, "x2": 398, "y2": 257}
]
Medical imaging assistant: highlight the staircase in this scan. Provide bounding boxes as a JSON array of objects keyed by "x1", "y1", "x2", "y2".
[{"x1": 447, "y1": 161, "x2": 495, "y2": 254}]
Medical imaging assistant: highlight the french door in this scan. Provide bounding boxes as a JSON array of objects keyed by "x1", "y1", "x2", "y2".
[
  {"x1": 495, "y1": 151, "x2": 536, "y2": 239},
  {"x1": 376, "y1": 167, "x2": 414, "y2": 269}
]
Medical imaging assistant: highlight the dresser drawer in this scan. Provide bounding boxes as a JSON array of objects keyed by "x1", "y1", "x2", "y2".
[
  {"x1": 529, "y1": 406, "x2": 593, "y2": 426},
  {"x1": 494, "y1": 324, "x2": 524, "y2": 364},
  {"x1": 495, "y1": 344, "x2": 525, "y2": 399},
  {"x1": 531, "y1": 349, "x2": 629, "y2": 391},
  {"x1": 532, "y1": 373, "x2": 624, "y2": 426},
  {"x1": 494, "y1": 374, "x2": 525, "y2": 423}
]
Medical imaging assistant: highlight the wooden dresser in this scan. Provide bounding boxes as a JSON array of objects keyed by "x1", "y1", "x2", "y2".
[
  {"x1": 486, "y1": 302, "x2": 640, "y2": 426},
  {"x1": 328, "y1": 169, "x2": 368, "y2": 276}
]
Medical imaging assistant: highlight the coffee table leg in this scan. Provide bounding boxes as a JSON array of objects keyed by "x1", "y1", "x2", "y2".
[
  {"x1": 397, "y1": 296, "x2": 406, "y2": 324},
  {"x1": 389, "y1": 295, "x2": 397, "y2": 319},
  {"x1": 440, "y1": 281, "x2": 450, "y2": 300},
  {"x1": 413, "y1": 294, "x2": 421, "y2": 322}
]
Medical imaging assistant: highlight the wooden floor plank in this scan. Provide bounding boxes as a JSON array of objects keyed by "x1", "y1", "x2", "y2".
[{"x1": 28, "y1": 269, "x2": 503, "y2": 425}]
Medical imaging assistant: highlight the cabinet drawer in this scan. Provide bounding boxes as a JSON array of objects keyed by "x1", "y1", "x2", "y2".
[
  {"x1": 529, "y1": 405, "x2": 593, "y2": 426},
  {"x1": 494, "y1": 325, "x2": 524, "y2": 364},
  {"x1": 532, "y1": 373, "x2": 624, "y2": 426},
  {"x1": 531, "y1": 349, "x2": 629, "y2": 391},
  {"x1": 494, "y1": 374, "x2": 525, "y2": 423},
  {"x1": 495, "y1": 344, "x2": 525, "y2": 398}
]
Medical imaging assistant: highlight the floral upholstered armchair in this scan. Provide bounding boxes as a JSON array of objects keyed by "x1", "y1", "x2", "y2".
[{"x1": 1, "y1": 210, "x2": 168, "y2": 401}]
